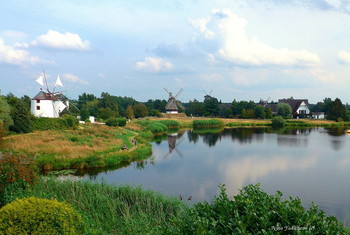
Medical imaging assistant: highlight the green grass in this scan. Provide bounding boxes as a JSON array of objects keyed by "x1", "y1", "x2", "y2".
[
  {"x1": 2, "y1": 178, "x2": 185, "y2": 235},
  {"x1": 193, "y1": 119, "x2": 224, "y2": 128},
  {"x1": 3, "y1": 181, "x2": 349, "y2": 234}
]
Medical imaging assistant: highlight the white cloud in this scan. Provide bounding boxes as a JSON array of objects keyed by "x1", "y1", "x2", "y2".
[
  {"x1": 190, "y1": 17, "x2": 215, "y2": 39},
  {"x1": 98, "y1": 73, "x2": 106, "y2": 78},
  {"x1": 135, "y1": 57, "x2": 173, "y2": 72},
  {"x1": 62, "y1": 73, "x2": 89, "y2": 85},
  {"x1": 0, "y1": 39, "x2": 40, "y2": 65},
  {"x1": 31, "y1": 30, "x2": 91, "y2": 51},
  {"x1": 337, "y1": 50, "x2": 350, "y2": 64},
  {"x1": 194, "y1": 9, "x2": 321, "y2": 67}
]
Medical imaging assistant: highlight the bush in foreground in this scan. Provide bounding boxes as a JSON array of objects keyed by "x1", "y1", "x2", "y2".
[
  {"x1": 167, "y1": 184, "x2": 349, "y2": 234},
  {"x1": 0, "y1": 197, "x2": 83, "y2": 234}
]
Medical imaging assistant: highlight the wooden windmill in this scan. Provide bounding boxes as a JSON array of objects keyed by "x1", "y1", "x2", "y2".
[
  {"x1": 203, "y1": 89, "x2": 213, "y2": 100},
  {"x1": 30, "y1": 71, "x2": 68, "y2": 118},
  {"x1": 164, "y1": 88, "x2": 185, "y2": 114}
]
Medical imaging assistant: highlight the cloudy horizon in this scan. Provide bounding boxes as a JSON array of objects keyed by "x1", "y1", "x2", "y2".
[{"x1": 1, "y1": 0, "x2": 350, "y2": 104}]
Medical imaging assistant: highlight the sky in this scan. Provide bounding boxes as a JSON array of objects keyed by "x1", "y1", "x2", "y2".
[{"x1": 1, "y1": 0, "x2": 350, "y2": 104}]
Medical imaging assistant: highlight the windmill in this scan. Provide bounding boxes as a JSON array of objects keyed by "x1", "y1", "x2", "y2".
[
  {"x1": 30, "y1": 70, "x2": 68, "y2": 118},
  {"x1": 164, "y1": 88, "x2": 185, "y2": 114},
  {"x1": 259, "y1": 97, "x2": 270, "y2": 107},
  {"x1": 203, "y1": 89, "x2": 213, "y2": 100},
  {"x1": 163, "y1": 133, "x2": 184, "y2": 159}
]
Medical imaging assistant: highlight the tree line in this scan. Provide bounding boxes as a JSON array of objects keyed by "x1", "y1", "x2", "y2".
[{"x1": 1, "y1": 91, "x2": 349, "y2": 137}]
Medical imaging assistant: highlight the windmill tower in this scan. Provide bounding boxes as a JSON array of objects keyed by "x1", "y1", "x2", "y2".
[
  {"x1": 30, "y1": 71, "x2": 68, "y2": 118},
  {"x1": 164, "y1": 88, "x2": 185, "y2": 114},
  {"x1": 203, "y1": 89, "x2": 213, "y2": 101}
]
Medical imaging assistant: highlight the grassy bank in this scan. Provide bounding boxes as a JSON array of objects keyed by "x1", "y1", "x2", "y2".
[
  {"x1": 0, "y1": 123, "x2": 152, "y2": 171},
  {"x1": 2, "y1": 179, "x2": 349, "y2": 234},
  {"x1": 2, "y1": 178, "x2": 185, "y2": 234}
]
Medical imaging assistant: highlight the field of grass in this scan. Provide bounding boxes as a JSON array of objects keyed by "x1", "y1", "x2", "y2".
[
  {"x1": 2, "y1": 179, "x2": 348, "y2": 234},
  {"x1": 2, "y1": 178, "x2": 185, "y2": 234},
  {"x1": 0, "y1": 123, "x2": 151, "y2": 170}
]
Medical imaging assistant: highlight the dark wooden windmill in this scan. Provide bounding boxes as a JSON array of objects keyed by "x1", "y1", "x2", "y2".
[{"x1": 164, "y1": 88, "x2": 185, "y2": 113}]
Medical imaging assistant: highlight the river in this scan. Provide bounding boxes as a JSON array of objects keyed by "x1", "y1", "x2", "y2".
[{"x1": 81, "y1": 127, "x2": 350, "y2": 225}]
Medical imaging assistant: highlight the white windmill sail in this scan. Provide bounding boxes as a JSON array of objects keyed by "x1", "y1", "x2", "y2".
[
  {"x1": 55, "y1": 75, "x2": 64, "y2": 87},
  {"x1": 36, "y1": 75, "x2": 44, "y2": 86}
]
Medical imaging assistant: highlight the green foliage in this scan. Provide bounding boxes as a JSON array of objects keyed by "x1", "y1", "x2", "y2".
[
  {"x1": 0, "y1": 154, "x2": 38, "y2": 205},
  {"x1": 277, "y1": 103, "x2": 292, "y2": 118},
  {"x1": 240, "y1": 109, "x2": 255, "y2": 119},
  {"x1": 134, "y1": 103, "x2": 148, "y2": 118},
  {"x1": 168, "y1": 184, "x2": 349, "y2": 234},
  {"x1": 193, "y1": 119, "x2": 224, "y2": 128},
  {"x1": 0, "y1": 94, "x2": 13, "y2": 130},
  {"x1": 254, "y1": 106, "x2": 266, "y2": 119},
  {"x1": 125, "y1": 105, "x2": 134, "y2": 119},
  {"x1": 62, "y1": 114, "x2": 79, "y2": 129},
  {"x1": 158, "y1": 120, "x2": 180, "y2": 129},
  {"x1": 185, "y1": 99, "x2": 204, "y2": 116},
  {"x1": 105, "y1": 117, "x2": 127, "y2": 126},
  {"x1": 3, "y1": 179, "x2": 184, "y2": 235},
  {"x1": 149, "y1": 122, "x2": 168, "y2": 134},
  {"x1": 0, "y1": 197, "x2": 83, "y2": 234},
  {"x1": 327, "y1": 98, "x2": 347, "y2": 121},
  {"x1": 32, "y1": 117, "x2": 78, "y2": 131},
  {"x1": 7, "y1": 97, "x2": 33, "y2": 133},
  {"x1": 204, "y1": 97, "x2": 220, "y2": 116},
  {"x1": 271, "y1": 116, "x2": 287, "y2": 128},
  {"x1": 232, "y1": 100, "x2": 256, "y2": 117}
]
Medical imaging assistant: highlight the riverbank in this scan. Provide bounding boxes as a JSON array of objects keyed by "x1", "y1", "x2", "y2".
[
  {"x1": 0, "y1": 123, "x2": 152, "y2": 171},
  {"x1": 2, "y1": 178, "x2": 349, "y2": 234},
  {"x1": 1, "y1": 117, "x2": 348, "y2": 171}
]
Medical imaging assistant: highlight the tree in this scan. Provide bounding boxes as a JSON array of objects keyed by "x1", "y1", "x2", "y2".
[
  {"x1": 265, "y1": 107, "x2": 273, "y2": 119},
  {"x1": 133, "y1": 103, "x2": 148, "y2": 118},
  {"x1": 0, "y1": 94, "x2": 13, "y2": 131},
  {"x1": 7, "y1": 96, "x2": 33, "y2": 133},
  {"x1": 327, "y1": 98, "x2": 346, "y2": 121},
  {"x1": 254, "y1": 106, "x2": 266, "y2": 119},
  {"x1": 204, "y1": 97, "x2": 219, "y2": 116},
  {"x1": 277, "y1": 103, "x2": 292, "y2": 118},
  {"x1": 125, "y1": 105, "x2": 134, "y2": 119},
  {"x1": 186, "y1": 99, "x2": 204, "y2": 116}
]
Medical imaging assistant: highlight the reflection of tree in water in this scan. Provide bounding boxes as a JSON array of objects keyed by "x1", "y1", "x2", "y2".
[
  {"x1": 202, "y1": 132, "x2": 221, "y2": 147},
  {"x1": 187, "y1": 129, "x2": 221, "y2": 147},
  {"x1": 326, "y1": 127, "x2": 347, "y2": 137},
  {"x1": 187, "y1": 130, "x2": 199, "y2": 144},
  {"x1": 224, "y1": 128, "x2": 264, "y2": 144}
]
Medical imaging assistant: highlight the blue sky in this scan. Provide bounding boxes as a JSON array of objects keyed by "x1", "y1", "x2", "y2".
[{"x1": 1, "y1": 0, "x2": 350, "y2": 103}]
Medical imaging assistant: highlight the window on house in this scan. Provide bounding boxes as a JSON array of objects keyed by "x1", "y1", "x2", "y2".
[
  {"x1": 36, "y1": 106, "x2": 40, "y2": 110},
  {"x1": 36, "y1": 100, "x2": 40, "y2": 103}
]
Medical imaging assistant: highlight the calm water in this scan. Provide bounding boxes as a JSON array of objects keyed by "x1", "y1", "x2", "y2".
[{"x1": 81, "y1": 127, "x2": 350, "y2": 225}]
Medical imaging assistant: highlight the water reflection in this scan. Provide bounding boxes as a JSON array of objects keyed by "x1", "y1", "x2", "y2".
[{"x1": 78, "y1": 127, "x2": 350, "y2": 225}]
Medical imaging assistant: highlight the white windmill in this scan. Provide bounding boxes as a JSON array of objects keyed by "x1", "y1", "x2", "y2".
[{"x1": 30, "y1": 71, "x2": 68, "y2": 118}]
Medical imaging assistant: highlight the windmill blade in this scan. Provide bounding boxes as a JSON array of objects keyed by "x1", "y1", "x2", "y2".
[
  {"x1": 209, "y1": 89, "x2": 212, "y2": 96},
  {"x1": 203, "y1": 90, "x2": 209, "y2": 96},
  {"x1": 163, "y1": 88, "x2": 170, "y2": 94},
  {"x1": 165, "y1": 101, "x2": 172, "y2": 109},
  {"x1": 176, "y1": 100, "x2": 185, "y2": 110},
  {"x1": 175, "y1": 88, "x2": 183, "y2": 99}
]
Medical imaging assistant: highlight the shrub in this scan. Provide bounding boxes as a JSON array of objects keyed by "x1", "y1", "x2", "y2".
[
  {"x1": 0, "y1": 197, "x2": 83, "y2": 234},
  {"x1": 168, "y1": 184, "x2": 349, "y2": 234},
  {"x1": 158, "y1": 120, "x2": 180, "y2": 129},
  {"x1": 149, "y1": 122, "x2": 168, "y2": 134},
  {"x1": 62, "y1": 114, "x2": 79, "y2": 129},
  {"x1": 271, "y1": 116, "x2": 286, "y2": 128},
  {"x1": 32, "y1": 117, "x2": 79, "y2": 131},
  {"x1": 0, "y1": 154, "x2": 37, "y2": 205},
  {"x1": 105, "y1": 117, "x2": 127, "y2": 127},
  {"x1": 193, "y1": 119, "x2": 224, "y2": 128}
]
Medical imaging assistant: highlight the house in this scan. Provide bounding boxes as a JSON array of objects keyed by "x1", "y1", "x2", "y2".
[
  {"x1": 312, "y1": 112, "x2": 325, "y2": 119},
  {"x1": 30, "y1": 91, "x2": 67, "y2": 118},
  {"x1": 278, "y1": 99, "x2": 311, "y2": 118}
]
